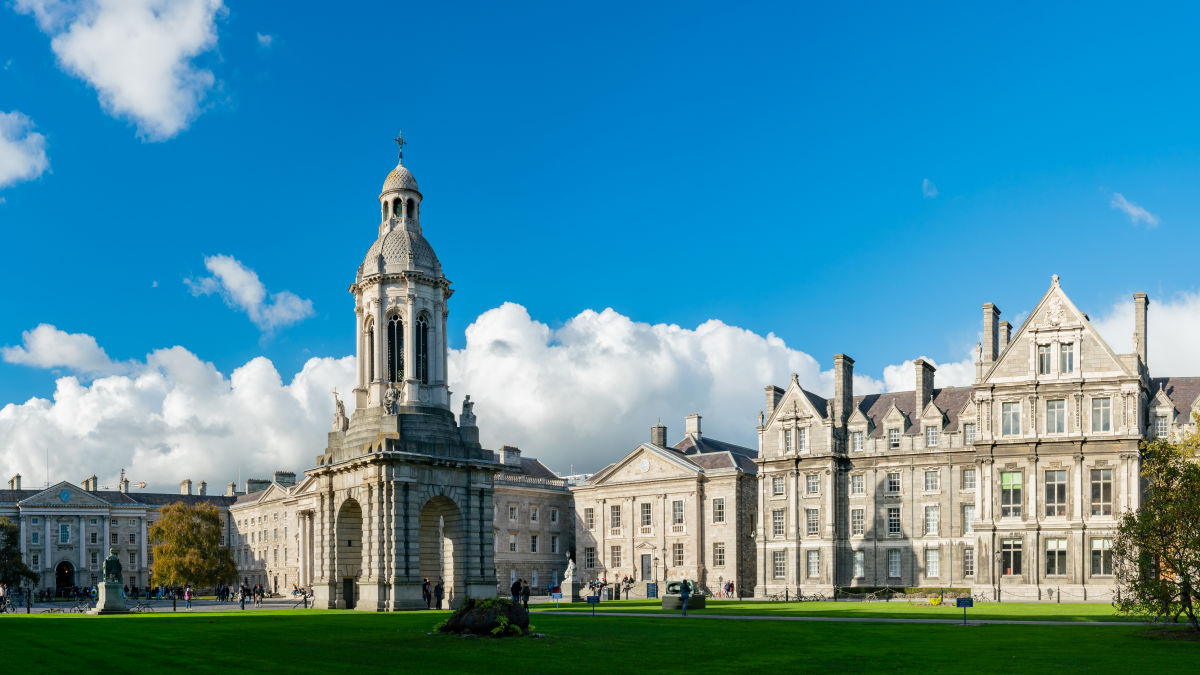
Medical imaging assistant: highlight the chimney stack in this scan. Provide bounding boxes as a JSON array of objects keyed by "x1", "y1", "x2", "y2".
[
  {"x1": 651, "y1": 422, "x2": 668, "y2": 447},
  {"x1": 685, "y1": 414, "x2": 702, "y2": 438},
  {"x1": 915, "y1": 359, "x2": 936, "y2": 413},
  {"x1": 982, "y1": 303, "x2": 1001, "y2": 364},
  {"x1": 225, "y1": 481, "x2": 238, "y2": 496},
  {"x1": 272, "y1": 471, "x2": 297, "y2": 486},
  {"x1": 198, "y1": 481, "x2": 207, "y2": 496},
  {"x1": 765, "y1": 386, "x2": 784, "y2": 419},
  {"x1": 81, "y1": 475, "x2": 97, "y2": 491},
  {"x1": 8, "y1": 474, "x2": 20, "y2": 490},
  {"x1": 498, "y1": 446, "x2": 522, "y2": 467},
  {"x1": 180, "y1": 479, "x2": 193, "y2": 496},
  {"x1": 1134, "y1": 292, "x2": 1149, "y2": 368},
  {"x1": 832, "y1": 354, "x2": 854, "y2": 427},
  {"x1": 246, "y1": 478, "x2": 270, "y2": 494},
  {"x1": 999, "y1": 321, "x2": 1012, "y2": 354},
  {"x1": 119, "y1": 477, "x2": 129, "y2": 493}
]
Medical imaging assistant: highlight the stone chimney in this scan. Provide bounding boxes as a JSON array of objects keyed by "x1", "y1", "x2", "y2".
[
  {"x1": 982, "y1": 303, "x2": 1001, "y2": 364},
  {"x1": 651, "y1": 422, "x2": 668, "y2": 446},
  {"x1": 8, "y1": 474, "x2": 20, "y2": 490},
  {"x1": 81, "y1": 475, "x2": 98, "y2": 491},
  {"x1": 180, "y1": 479, "x2": 193, "y2": 496},
  {"x1": 246, "y1": 478, "x2": 270, "y2": 494},
  {"x1": 498, "y1": 445, "x2": 522, "y2": 467},
  {"x1": 1134, "y1": 292, "x2": 1149, "y2": 367},
  {"x1": 273, "y1": 471, "x2": 297, "y2": 487},
  {"x1": 832, "y1": 354, "x2": 854, "y2": 427},
  {"x1": 999, "y1": 321, "x2": 1012, "y2": 354},
  {"x1": 119, "y1": 477, "x2": 129, "y2": 493},
  {"x1": 685, "y1": 414, "x2": 702, "y2": 438},
  {"x1": 765, "y1": 386, "x2": 784, "y2": 419},
  {"x1": 915, "y1": 359, "x2": 936, "y2": 413},
  {"x1": 198, "y1": 481, "x2": 207, "y2": 496},
  {"x1": 225, "y1": 481, "x2": 238, "y2": 497}
]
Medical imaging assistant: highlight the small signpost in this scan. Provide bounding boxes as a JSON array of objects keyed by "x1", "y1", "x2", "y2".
[
  {"x1": 586, "y1": 595, "x2": 600, "y2": 616},
  {"x1": 551, "y1": 592, "x2": 563, "y2": 609},
  {"x1": 956, "y1": 597, "x2": 973, "y2": 625}
]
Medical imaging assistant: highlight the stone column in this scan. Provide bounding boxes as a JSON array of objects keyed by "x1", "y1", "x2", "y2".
[
  {"x1": 404, "y1": 293, "x2": 417, "y2": 401},
  {"x1": 78, "y1": 516, "x2": 85, "y2": 569},
  {"x1": 375, "y1": 295, "x2": 386, "y2": 400},
  {"x1": 355, "y1": 304, "x2": 364, "y2": 388},
  {"x1": 140, "y1": 517, "x2": 147, "y2": 579},
  {"x1": 103, "y1": 517, "x2": 110, "y2": 556},
  {"x1": 19, "y1": 517, "x2": 26, "y2": 555},
  {"x1": 45, "y1": 518, "x2": 51, "y2": 570}
]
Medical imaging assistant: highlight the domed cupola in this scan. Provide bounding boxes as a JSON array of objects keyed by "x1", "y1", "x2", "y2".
[{"x1": 359, "y1": 132, "x2": 442, "y2": 280}]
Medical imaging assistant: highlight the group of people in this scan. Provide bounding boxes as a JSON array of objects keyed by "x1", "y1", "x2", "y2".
[
  {"x1": 234, "y1": 583, "x2": 267, "y2": 609},
  {"x1": 509, "y1": 579, "x2": 532, "y2": 610},
  {"x1": 420, "y1": 578, "x2": 446, "y2": 609}
]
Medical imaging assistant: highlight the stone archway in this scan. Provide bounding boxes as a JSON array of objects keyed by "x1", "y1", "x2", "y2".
[
  {"x1": 419, "y1": 495, "x2": 465, "y2": 609},
  {"x1": 55, "y1": 561, "x2": 75, "y2": 596},
  {"x1": 335, "y1": 498, "x2": 364, "y2": 609}
]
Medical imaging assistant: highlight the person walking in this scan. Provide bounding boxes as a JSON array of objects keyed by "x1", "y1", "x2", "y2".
[
  {"x1": 184, "y1": 585, "x2": 193, "y2": 610},
  {"x1": 510, "y1": 578, "x2": 522, "y2": 605},
  {"x1": 422, "y1": 578, "x2": 432, "y2": 609},
  {"x1": 239, "y1": 584, "x2": 247, "y2": 610},
  {"x1": 520, "y1": 580, "x2": 531, "y2": 612},
  {"x1": 434, "y1": 579, "x2": 444, "y2": 610},
  {"x1": 679, "y1": 579, "x2": 691, "y2": 617}
]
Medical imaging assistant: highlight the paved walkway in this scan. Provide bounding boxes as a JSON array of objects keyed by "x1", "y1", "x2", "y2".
[{"x1": 533, "y1": 610, "x2": 1146, "y2": 627}]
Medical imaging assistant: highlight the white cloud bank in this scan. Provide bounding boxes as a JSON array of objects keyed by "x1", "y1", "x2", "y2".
[
  {"x1": 15, "y1": 0, "x2": 226, "y2": 140},
  {"x1": 0, "y1": 111, "x2": 49, "y2": 188},
  {"x1": 5, "y1": 289, "x2": 1195, "y2": 489},
  {"x1": 1110, "y1": 192, "x2": 1159, "y2": 227},
  {"x1": 186, "y1": 254, "x2": 314, "y2": 332}
]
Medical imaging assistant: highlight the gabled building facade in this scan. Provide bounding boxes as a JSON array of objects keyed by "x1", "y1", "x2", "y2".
[
  {"x1": 572, "y1": 415, "x2": 757, "y2": 597},
  {"x1": 756, "y1": 276, "x2": 1200, "y2": 601}
]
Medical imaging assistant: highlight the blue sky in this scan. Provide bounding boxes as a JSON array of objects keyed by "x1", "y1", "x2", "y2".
[{"x1": 2, "y1": 2, "x2": 1200, "y2": 486}]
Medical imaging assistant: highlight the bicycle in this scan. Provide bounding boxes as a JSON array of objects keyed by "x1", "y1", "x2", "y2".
[
  {"x1": 972, "y1": 592, "x2": 989, "y2": 603},
  {"x1": 130, "y1": 601, "x2": 155, "y2": 613}
]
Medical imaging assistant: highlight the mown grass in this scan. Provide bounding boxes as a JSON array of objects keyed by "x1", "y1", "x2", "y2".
[
  {"x1": 533, "y1": 598, "x2": 1131, "y2": 622},
  {"x1": 1, "y1": 608, "x2": 1196, "y2": 673}
]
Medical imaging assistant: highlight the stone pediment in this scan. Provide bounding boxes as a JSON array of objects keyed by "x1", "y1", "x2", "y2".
[
  {"x1": 847, "y1": 408, "x2": 872, "y2": 432},
  {"x1": 920, "y1": 400, "x2": 946, "y2": 425},
  {"x1": 766, "y1": 377, "x2": 825, "y2": 428},
  {"x1": 958, "y1": 397, "x2": 978, "y2": 421},
  {"x1": 882, "y1": 403, "x2": 908, "y2": 430},
  {"x1": 19, "y1": 481, "x2": 111, "y2": 509},
  {"x1": 589, "y1": 444, "x2": 698, "y2": 486}
]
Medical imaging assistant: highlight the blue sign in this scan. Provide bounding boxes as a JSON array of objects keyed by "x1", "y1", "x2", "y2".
[
  {"x1": 586, "y1": 595, "x2": 600, "y2": 604},
  {"x1": 551, "y1": 592, "x2": 563, "y2": 600},
  {"x1": 956, "y1": 598, "x2": 973, "y2": 608},
  {"x1": 646, "y1": 582, "x2": 658, "y2": 599}
]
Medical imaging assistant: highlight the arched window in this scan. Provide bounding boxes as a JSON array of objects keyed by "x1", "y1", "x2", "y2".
[
  {"x1": 382, "y1": 202, "x2": 389, "y2": 220},
  {"x1": 407, "y1": 198, "x2": 416, "y2": 221},
  {"x1": 416, "y1": 314, "x2": 429, "y2": 384},
  {"x1": 365, "y1": 321, "x2": 375, "y2": 382},
  {"x1": 387, "y1": 315, "x2": 404, "y2": 382},
  {"x1": 393, "y1": 198, "x2": 402, "y2": 219}
]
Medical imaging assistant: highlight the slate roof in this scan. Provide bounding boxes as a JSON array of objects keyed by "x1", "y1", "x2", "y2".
[
  {"x1": 852, "y1": 386, "x2": 974, "y2": 437},
  {"x1": 1150, "y1": 376, "x2": 1200, "y2": 422},
  {"x1": 234, "y1": 490, "x2": 268, "y2": 506},
  {"x1": 669, "y1": 434, "x2": 758, "y2": 474}
]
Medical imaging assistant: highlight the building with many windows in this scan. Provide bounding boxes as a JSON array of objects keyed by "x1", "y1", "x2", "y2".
[
  {"x1": 491, "y1": 446, "x2": 572, "y2": 594},
  {"x1": 756, "y1": 276, "x2": 1199, "y2": 601},
  {"x1": 572, "y1": 415, "x2": 757, "y2": 597}
]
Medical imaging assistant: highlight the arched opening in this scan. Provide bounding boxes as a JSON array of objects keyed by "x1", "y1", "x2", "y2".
[
  {"x1": 393, "y1": 197, "x2": 402, "y2": 219},
  {"x1": 407, "y1": 198, "x2": 416, "y2": 221},
  {"x1": 55, "y1": 561, "x2": 75, "y2": 596},
  {"x1": 416, "y1": 314, "x2": 429, "y2": 384},
  {"x1": 387, "y1": 315, "x2": 404, "y2": 383},
  {"x1": 365, "y1": 320, "x2": 375, "y2": 383},
  {"x1": 335, "y1": 499, "x2": 363, "y2": 609},
  {"x1": 419, "y1": 496, "x2": 465, "y2": 609},
  {"x1": 382, "y1": 201, "x2": 389, "y2": 220}
]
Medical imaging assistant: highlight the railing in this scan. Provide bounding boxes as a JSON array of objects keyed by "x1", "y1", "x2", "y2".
[
  {"x1": 638, "y1": 526, "x2": 653, "y2": 535},
  {"x1": 495, "y1": 473, "x2": 568, "y2": 489},
  {"x1": 671, "y1": 524, "x2": 685, "y2": 534},
  {"x1": 609, "y1": 527, "x2": 622, "y2": 536}
]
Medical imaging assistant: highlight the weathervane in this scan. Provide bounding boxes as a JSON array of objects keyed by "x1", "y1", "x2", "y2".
[{"x1": 393, "y1": 131, "x2": 407, "y2": 162}]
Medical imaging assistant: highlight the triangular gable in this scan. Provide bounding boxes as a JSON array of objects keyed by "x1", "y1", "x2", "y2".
[
  {"x1": 882, "y1": 402, "x2": 909, "y2": 431},
  {"x1": 765, "y1": 376, "x2": 827, "y2": 428},
  {"x1": 984, "y1": 277, "x2": 1132, "y2": 382},
  {"x1": 847, "y1": 407, "x2": 872, "y2": 432},
  {"x1": 255, "y1": 483, "x2": 290, "y2": 503},
  {"x1": 587, "y1": 443, "x2": 700, "y2": 486},
  {"x1": 919, "y1": 400, "x2": 946, "y2": 426},
  {"x1": 957, "y1": 397, "x2": 978, "y2": 421},
  {"x1": 19, "y1": 481, "x2": 111, "y2": 508}
]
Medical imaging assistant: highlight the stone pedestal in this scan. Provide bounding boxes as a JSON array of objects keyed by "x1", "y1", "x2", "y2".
[
  {"x1": 562, "y1": 577, "x2": 581, "y2": 602},
  {"x1": 89, "y1": 581, "x2": 129, "y2": 615}
]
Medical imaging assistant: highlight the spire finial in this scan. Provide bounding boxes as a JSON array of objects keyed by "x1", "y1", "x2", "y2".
[{"x1": 393, "y1": 131, "x2": 407, "y2": 163}]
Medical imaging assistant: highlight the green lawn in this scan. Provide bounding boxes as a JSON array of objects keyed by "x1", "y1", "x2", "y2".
[
  {"x1": 0, "y1": 609, "x2": 1195, "y2": 673},
  {"x1": 533, "y1": 598, "x2": 1131, "y2": 622}
]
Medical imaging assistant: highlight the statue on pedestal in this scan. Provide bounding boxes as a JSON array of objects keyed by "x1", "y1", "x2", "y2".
[
  {"x1": 460, "y1": 395, "x2": 476, "y2": 426},
  {"x1": 384, "y1": 386, "x2": 399, "y2": 414},
  {"x1": 563, "y1": 552, "x2": 575, "y2": 581},
  {"x1": 103, "y1": 548, "x2": 122, "y2": 583}
]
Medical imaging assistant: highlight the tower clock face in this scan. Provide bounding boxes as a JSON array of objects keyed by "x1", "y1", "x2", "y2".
[{"x1": 59, "y1": 489, "x2": 72, "y2": 502}]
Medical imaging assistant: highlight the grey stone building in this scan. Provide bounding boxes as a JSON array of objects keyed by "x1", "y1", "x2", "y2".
[
  {"x1": 491, "y1": 446, "x2": 572, "y2": 593},
  {"x1": 756, "y1": 276, "x2": 1200, "y2": 601},
  {"x1": 572, "y1": 415, "x2": 758, "y2": 597}
]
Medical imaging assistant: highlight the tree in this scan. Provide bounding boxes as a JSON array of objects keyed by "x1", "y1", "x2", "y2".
[
  {"x1": 0, "y1": 516, "x2": 37, "y2": 589},
  {"x1": 148, "y1": 502, "x2": 237, "y2": 589},
  {"x1": 1113, "y1": 413, "x2": 1200, "y2": 631}
]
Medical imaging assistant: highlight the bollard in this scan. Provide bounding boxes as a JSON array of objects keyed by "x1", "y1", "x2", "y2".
[
  {"x1": 304, "y1": 595, "x2": 308, "y2": 609},
  {"x1": 173, "y1": 593, "x2": 177, "y2": 612},
  {"x1": 785, "y1": 588, "x2": 789, "y2": 602}
]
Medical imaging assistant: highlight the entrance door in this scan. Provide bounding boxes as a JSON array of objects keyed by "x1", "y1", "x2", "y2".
[
  {"x1": 641, "y1": 554, "x2": 652, "y2": 581},
  {"x1": 342, "y1": 578, "x2": 356, "y2": 610},
  {"x1": 55, "y1": 561, "x2": 75, "y2": 596}
]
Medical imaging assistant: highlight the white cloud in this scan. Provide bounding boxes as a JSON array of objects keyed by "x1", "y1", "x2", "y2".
[
  {"x1": 256, "y1": 32, "x2": 273, "y2": 48},
  {"x1": 1, "y1": 324, "x2": 118, "y2": 375},
  {"x1": 1110, "y1": 192, "x2": 1159, "y2": 227},
  {"x1": 922, "y1": 178, "x2": 938, "y2": 198},
  {"x1": 0, "y1": 110, "x2": 50, "y2": 188},
  {"x1": 14, "y1": 0, "x2": 225, "y2": 140},
  {"x1": 186, "y1": 254, "x2": 313, "y2": 332},
  {"x1": 881, "y1": 354, "x2": 976, "y2": 393},
  {"x1": 1092, "y1": 287, "x2": 1200, "y2": 375},
  {"x1": 0, "y1": 333, "x2": 355, "y2": 493}
]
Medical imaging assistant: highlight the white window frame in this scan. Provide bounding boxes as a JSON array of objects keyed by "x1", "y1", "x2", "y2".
[
  {"x1": 551, "y1": 535, "x2": 560, "y2": 553},
  {"x1": 924, "y1": 470, "x2": 939, "y2": 491},
  {"x1": 963, "y1": 504, "x2": 975, "y2": 533},
  {"x1": 610, "y1": 545, "x2": 621, "y2": 568},
  {"x1": 713, "y1": 542, "x2": 726, "y2": 567},
  {"x1": 888, "y1": 428, "x2": 901, "y2": 450},
  {"x1": 1091, "y1": 397, "x2": 1112, "y2": 432},
  {"x1": 963, "y1": 423, "x2": 976, "y2": 445},
  {"x1": 887, "y1": 472, "x2": 901, "y2": 494},
  {"x1": 925, "y1": 548, "x2": 940, "y2": 578},
  {"x1": 1060, "y1": 343, "x2": 1074, "y2": 374},
  {"x1": 712, "y1": 497, "x2": 726, "y2": 524},
  {"x1": 672, "y1": 542, "x2": 684, "y2": 567},
  {"x1": 887, "y1": 507, "x2": 901, "y2": 536},
  {"x1": 851, "y1": 431, "x2": 863, "y2": 451},
  {"x1": 1002, "y1": 401, "x2": 1021, "y2": 436},
  {"x1": 1037, "y1": 344, "x2": 1052, "y2": 374},
  {"x1": 584, "y1": 547, "x2": 596, "y2": 569},
  {"x1": 1154, "y1": 415, "x2": 1168, "y2": 438},
  {"x1": 925, "y1": 427, "x2": 939, "y2": 448},
  {"x1": 963, "y1": 547, "x2": 975, "y2": 577},
  {"x1": 1046, "y1": 538, "x2": 1068, "y2": 576},
  {"x1": 796, "y1": 428, "x2": 807, "y2": 452},
  {"x1": 850, "y1": 474, "x2": 865, "y2": 495},
  {"x1": 772, "y1": 475, "x2": 786, "y2": 497},
  {"x1": 773, "y1": 550, "x2": 786, "y2": 579},
  {"x1": 851, "y1": 508, "x2": 864, "y2": 536},
  {"x1": 772, "y1": 509, "x2": 786, "y2": 537},
  {"x1": 1046, "y1": 399, "x2": 1066, "y2": 434},
  {"x1": 805, "y1": 474, "x2": 819, "y2": 494},
  {"x1": 924, "y1": 505, "x2": 939, "y2": 536},
  {"x1": 887, "y1": 549, "x2": 901, "y2": 578},
  {"x1": 806, "y1": 550, "x2": 820, "y2": 578},
  {"x1": 962, "y1": 468, "x2": 976, "y2": 490},
  {"x1": 805, "y1": 508, "x2": 819, "y2": 536},
  {"x1": 853, "y1": 550, "x2": 865, "y2": 578}
]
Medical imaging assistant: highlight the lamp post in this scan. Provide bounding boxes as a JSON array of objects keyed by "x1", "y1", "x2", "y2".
[{"x1": 653, "y1": 556, "x2": 659, "y2": 584}]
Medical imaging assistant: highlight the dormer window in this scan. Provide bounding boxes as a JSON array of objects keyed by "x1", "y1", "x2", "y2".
[
  {"x1": 1037, "y1": 345, "x2": 1052, "y2": 375},
  {"x1": 1060, "y1": 343, "x2": 1074, "y2": 374},
  {"x1": 888, "y1": 428, "x2": 900, "y2": 450},
  {"x1": 925, "y1": 427, "x2": 939, "y2": 448},
  {"x1": 1154, "y1": 415, "x2": 1168, "y2": 438},
  {"x1": 851, "y1": 431, "x2": 863, "y2": 451},
  {"x1": 963, "y1": 423, "x2": 976, "y2": 445}
]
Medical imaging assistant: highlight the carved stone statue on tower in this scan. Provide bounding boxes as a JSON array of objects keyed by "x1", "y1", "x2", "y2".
[
  {"x1": 460, "y1": 395, "x2": 476, "y2": 426},
  {"x1": 332, "y1": 392, "x2": 349, "y2": 432}
]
